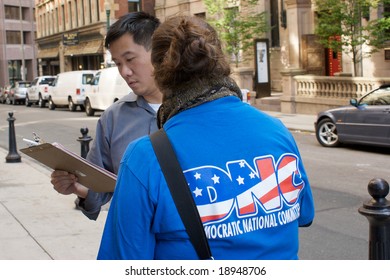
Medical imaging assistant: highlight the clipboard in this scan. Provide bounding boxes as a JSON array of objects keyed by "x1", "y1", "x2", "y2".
[{"x1": 20, "y1": 142, "x2": 116, "y2": 192}]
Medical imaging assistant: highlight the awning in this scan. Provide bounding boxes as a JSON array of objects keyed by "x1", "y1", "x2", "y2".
[
  {"x1": 83, "y1": 40, "x2": 104, "y2": 54},
  {"x1": 37, "y1": 47, "x2": 59, "y2": 58},
  {"x1": 64, "y1": 40, "x2": 103, "y2": 56}
]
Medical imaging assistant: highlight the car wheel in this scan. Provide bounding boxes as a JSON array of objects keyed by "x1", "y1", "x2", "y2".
[
  {"x1": 25, "y1": 95, "x2": 32, "y2": 107},
  {"x1": 316, "y1": 118, "x2": 340, "y2": 147},
  {"x1": 85, "y1": 99, "x2": 95, "y2": 116},
  {"x1": 68, "y1": 98, "x2": 76, "y2": 111},
  {"x1": 48, "y1": 97, "x2": 55, "y2": 110},
  {"x1": 38, "y1": 94, "x2": 46, "y2": 108}
]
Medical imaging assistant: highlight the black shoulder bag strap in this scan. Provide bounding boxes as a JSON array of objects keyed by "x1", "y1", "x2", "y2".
[{"x1": 150, "y1": 129, "x2": 213, "y2": 260}]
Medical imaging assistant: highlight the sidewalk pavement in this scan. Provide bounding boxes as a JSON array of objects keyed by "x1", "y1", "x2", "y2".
[{"x1": 0, "y1": 111, "x2": 317, "y2": 260}]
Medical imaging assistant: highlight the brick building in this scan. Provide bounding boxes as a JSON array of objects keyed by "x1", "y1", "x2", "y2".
[{"x1": 34, "y1": 0, "x2": 155, "y2": 75}]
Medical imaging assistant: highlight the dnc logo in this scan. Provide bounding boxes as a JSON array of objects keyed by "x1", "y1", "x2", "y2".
[{"x1": 184, "y1": 153, "x2": 305, "y2": 225}]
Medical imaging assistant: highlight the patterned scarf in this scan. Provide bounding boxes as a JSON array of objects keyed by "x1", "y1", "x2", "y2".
[{"x1": 157, "y1": 76, "x2": 242, "y2": 128}]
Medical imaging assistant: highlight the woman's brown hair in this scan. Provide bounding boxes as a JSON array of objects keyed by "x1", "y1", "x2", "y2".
[{"x1": 151, "y1": 15, "x2": 231, "y2": 92}]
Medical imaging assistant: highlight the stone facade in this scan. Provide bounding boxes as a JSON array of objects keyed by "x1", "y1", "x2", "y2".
[{"x1": 156, "y1": 0, "x2": 390, "y2": 105}]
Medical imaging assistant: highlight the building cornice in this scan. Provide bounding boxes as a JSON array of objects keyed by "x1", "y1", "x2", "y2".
[{"x1": 35, "y1": 22, "x2": 106, "y2": 46}]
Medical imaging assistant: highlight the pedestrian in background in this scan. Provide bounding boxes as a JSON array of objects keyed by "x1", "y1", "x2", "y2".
[
  {"x1": 98, "y1": 15, "x2": 315, "y2": 259},
  {"x1": 50, "y1": 12, "x2": 162, "y2": 220}
]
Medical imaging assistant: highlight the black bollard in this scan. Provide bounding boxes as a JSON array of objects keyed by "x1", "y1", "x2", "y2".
[
  {"x1": 358, "y1": 178, "x2": 390, "y2": 260},
  {"x1": 77, "y1": 127, "x2": 92, "y2": 159},
  {"x1": 6, "y1": 112, "x2": 21, "y2": 163}
]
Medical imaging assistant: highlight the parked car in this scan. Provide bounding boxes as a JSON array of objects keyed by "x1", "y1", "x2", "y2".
[
  {"x1": 48, "y1": 70, "x2": 96, "y2": 111},
  {"x1": 0, "y1": 86, "x2": 4, "y2": 103},
  {"x1": 26, "y1": 75, "x2": 56, "y2": 108},
  {"x1": 0, "y1": 85, "x2": 11, "y2": 104},
  {"x1": 84, "y1": 67, "x2": 136, "y2": 116},
  {"x1": 5, "y1": 81, "x2": 31, "y2": 105},
  {"x1": 315, "y1": 84, "x2": 390, "y2": 148}
]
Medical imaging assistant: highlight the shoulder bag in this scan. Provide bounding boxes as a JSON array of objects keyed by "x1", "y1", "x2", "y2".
[{"x1": 150, "y1": 128, "x2": 213, "y2": 260}]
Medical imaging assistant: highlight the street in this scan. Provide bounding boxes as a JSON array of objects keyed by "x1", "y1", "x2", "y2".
[
  {"x1": 0, "y1": 104, "x2": 100, "y2": 155},
  {"x1": 293, "y1": 131, "x2": 389, "y2": 259},
  {"x1": 1, "y1": 104, "x2": 389, "y2": 260}
]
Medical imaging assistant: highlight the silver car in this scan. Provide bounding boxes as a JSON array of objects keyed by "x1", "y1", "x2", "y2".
[
  {"x1": 315, "y1": 84, "x2": 390, "y2": 148},
  {"x1": 6, "y1": 81, "x2": 31, "y2": 105}
]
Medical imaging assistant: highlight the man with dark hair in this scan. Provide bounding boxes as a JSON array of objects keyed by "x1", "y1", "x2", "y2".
[{"x1": 50, "y1": 12, "x2": 162, "y2": 220}]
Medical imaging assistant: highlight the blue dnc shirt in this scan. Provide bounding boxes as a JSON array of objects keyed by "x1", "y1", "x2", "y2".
[{"x1": 97, "y1": 96, "x2": 315, "y2": 260}]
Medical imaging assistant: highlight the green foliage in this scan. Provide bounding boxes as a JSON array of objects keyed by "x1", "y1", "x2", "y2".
[
  {"x1": 203, "y1": 0, "x2": 268, "y2": 67},
  {"x1": 314, "y1": 0, "x2": 390, "y2": 76}
]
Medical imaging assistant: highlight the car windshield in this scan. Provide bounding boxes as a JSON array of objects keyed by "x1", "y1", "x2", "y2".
[
  {"x1": 18, "y1": 82, "x2": 31, "y2": 88},
  {"x1": 41, "y1": 78, "x2": 55, "y2": 85},
  {"x1": 83, "y1": 74, "x2": 95, "y2": 85},
  {"x1": 359, "y1": 86, "x2": 390, "y2": 106}
]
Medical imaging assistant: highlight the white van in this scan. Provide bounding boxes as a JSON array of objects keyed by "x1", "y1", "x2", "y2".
[
  {"x1": 48, "y1": 70, "x2": 96, "y2": 111},
  {"x1": 84, "y1": 66, "x2": 136, "y2": 116}
]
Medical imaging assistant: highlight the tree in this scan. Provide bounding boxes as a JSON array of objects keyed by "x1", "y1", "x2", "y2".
[
  {"x1": 314, "y1": 0, "x2": 390, "y2": 76},
  {"x1": 203, "y1": 0, "x2": 269, "y2": 67}
]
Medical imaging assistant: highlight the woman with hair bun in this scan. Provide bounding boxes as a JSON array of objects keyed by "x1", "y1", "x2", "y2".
[{"x1": 98, "y1": 15, "x2": 315, "y2": 260}]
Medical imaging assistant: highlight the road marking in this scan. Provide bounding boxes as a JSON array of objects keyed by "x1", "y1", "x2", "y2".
[{"x1": 0, "y1": 117, "x2": 98, "y2": 130}]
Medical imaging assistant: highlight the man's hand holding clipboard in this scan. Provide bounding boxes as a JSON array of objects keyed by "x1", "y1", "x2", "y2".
[{"x1": 20, "y1": 142, "x2": 116, "y2": 192}]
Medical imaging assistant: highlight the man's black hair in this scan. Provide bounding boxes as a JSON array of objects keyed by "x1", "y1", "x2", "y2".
[{"x1": 105, "y1": 12, "x2": 160, "y2": 51}]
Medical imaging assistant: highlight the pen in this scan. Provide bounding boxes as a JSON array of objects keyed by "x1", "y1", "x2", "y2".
[{"x1": 23, "y1": 138, "x2": 40, "y2": 146}]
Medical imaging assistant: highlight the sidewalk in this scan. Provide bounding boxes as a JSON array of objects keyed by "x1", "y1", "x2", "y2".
[
  {"x1": 0, "y1": 111, "x2": 316, "y2": 260},
  {"x1": 261, "y1": 111, "x2": 316, "y2": 133},
  {"x1": 0, "y1": 148, "x2": 107, "y2": 260}
]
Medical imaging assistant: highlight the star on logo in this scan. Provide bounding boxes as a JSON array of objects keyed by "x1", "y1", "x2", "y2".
[
  {"x1": 194, "y1": 172, "x2": 201, "y2": 180},
  {"x1": 239, "y1": 161, "x2": 245, "y2": 168},
  {"x1": 236, "y1": 176, "x2": 245, "y2": 185},
  {"x1": 249, "y1": 172, "x2": 256, "y2": 179},
  {"x1": 211, "y1": 174, "x2": 220, "y2": 184},
  {"x1": 193, "y1": 187, "x2": 203, "y2": 197}
]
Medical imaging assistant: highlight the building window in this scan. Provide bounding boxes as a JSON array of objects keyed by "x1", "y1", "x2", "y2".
[
  {"x1": 96, "y1": 0, "x2": 100, "y2": 21},
  {"x1": 39, "y1": 15, "x2": 42, "y2": 36},
  {"x1": 75, "y1": 0, "x2": 79, "y2": 27},
  {"x1": 52, "y1": 10, "x2": 55, "y2": 34},
  {"x1": 81, "y1": 0, "x2": 85, "y2": 25},
  {"x1": 128, "y1": 0, "x2": 139, "y2": 13},
  {"x1": 88, "y1": 0, "x2": 92, "y2": 24},
  {"x1": 56, "y1": 8, "x2": 59, "y2": 33},
  {"x1": 69, "y1": 1, "x2": 73, "y2": 29},
  {"x1": 270, "y1": 0, "x2": 280, "y2": 47},
  {"x1": 21, "y1": 7, "x2": 29, "y2": 21},
  {"x1": 61, "y1": 5, "x2": 65, "y2": 31},
  {"x1": 49, "y1": 11, "x2": 52, "y2": 35},
  {"x1": 43, "y1": 13, "x2": 49, "y2": 36},
  {"x1": 8, "y1": 60, "x2": 23, "y2": 83},
  {"x1": 5, "y1": 5, "x2": 20, "y2": 20},
  {"x1": 6, "y1": 31, "x2": 21, "y2": 44}
]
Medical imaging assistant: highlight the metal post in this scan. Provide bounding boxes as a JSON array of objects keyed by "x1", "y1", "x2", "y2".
[
  {"x1": 358, "y1": 178, "x2": 390, "y2": 260},
  {"x1": 6, "y1": 112, "x2": 21, "y2": 163},
  {"x1": 106, "y1": 9, "x2": 111, "y2": 31},
  {"x1": 104, "y1": 1, "x2": 111, "y2": 32},
  {"x1": 77, "y1": 127, "x2": 92, "y2": 159}
]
